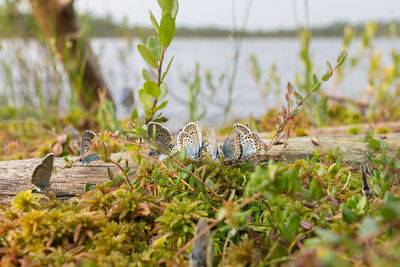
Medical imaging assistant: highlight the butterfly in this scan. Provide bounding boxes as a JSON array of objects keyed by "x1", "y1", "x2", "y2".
[
  {"x1": 177, "y1": 121, "x2": 204, "y2": 159},
  {"x1": 189, "y1": 218, "x2": 214, "y2": 267},
  {"x1": 233, "y1": 123, "x2": 262, "y2": 159},
  {"x1": 207, "y1": 124, "x2": 220, "y2": 160},
  {"x1": 31, "y1": 152, "x2": 54, "y2": 191},
  {"x1": 220, "y1": 130, "x2": 242, "y2": 160},
  {"x1": 147, "y1": 122, "x2": 174, "y2": 156},
  {"x1": 80, "y1": 130, "x2": 100, "y2": 163}
]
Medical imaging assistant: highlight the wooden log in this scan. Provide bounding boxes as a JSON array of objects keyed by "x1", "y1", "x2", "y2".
[
  {"x1": 257, "y1": 121, "x2": 400, "y2": 140},
  {"x1": 1, "y1": 133, "x2": 399, "y2": 203},
  {"x1": 0, "y1": 154, "x2": 130, "y2": 204}
]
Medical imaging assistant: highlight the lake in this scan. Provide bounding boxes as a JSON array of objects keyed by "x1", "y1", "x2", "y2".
[{"x1": 1, "y1": 37, "x2": 399, "y2": 131}]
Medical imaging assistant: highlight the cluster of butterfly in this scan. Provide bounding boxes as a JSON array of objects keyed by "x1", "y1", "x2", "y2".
[
  {"x1": 30, "y1": 130, "x2": 100, "y2": 191},
  {"x1": 147, "y1": 121, "x2": 262, "y2": 161},
  {"x1": 31, "y1": 122, "x2": 262, "y2": 191}
]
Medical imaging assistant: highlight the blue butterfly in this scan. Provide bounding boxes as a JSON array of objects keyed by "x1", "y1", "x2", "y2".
[
  {"x1": 233, "y1": 123, "x2": 262, "y2": 159},
  {"x1": 207, "y1": 124, "x2": 220, "y2": 160},
  {"x1": 220, "y1": 130, "x2": 242, "y2": 160},
  {"x1": 177, "y1": 121, "x2": 205, "y2": 159},
  {"x1": 80, "y1": 130, "x2": 100, "y2": 163},
  {"x1": 31, "y1": 152, "x2": 54, "y2": 191},
  {"x1": 189, "y1": 218, "x2": 213, "y2": 267},
  {"x1": 147, "y1": 122, "x2": 174, "y2": 156}
]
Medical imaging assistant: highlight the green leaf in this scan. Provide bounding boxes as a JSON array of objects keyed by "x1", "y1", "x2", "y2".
[
  {"x1": 356, "y1": 196, "x2": 367, "y2": 212},
  {"x1": 159, "y1": 13, "x2": 175, "y2": 47},
  {"x1": 309, "y1": 178, "x2": 323, "y2": 199},
  {"x1": 337, "y1": 50, "x2": 347, "y2": 66},
  {"x1": 149, "y1": 10, "x2": 159, "y2": 33},
  {"x1": 137, "y1": 127, "x2": 148, "y2": 138},
  {"x1": 170, "y1": 0, "x2": 179, "y2": 18},
  {"x1": 342, "y1": 205, "x2": 358, "y2": 223},
  {"x1": 287, "y1": 213, "x2": 300, "y2": 232},
  {"x1": 147, "y1": 36, "x2": 162, "y2": 59},
  {"x1": 358, "y1": 217, "x2": 378, "y2": 238},
  {"x1": 138, "y1": 89, "x2": 152, "y2": 107},
  {"x1": 162, "y1": 55, "x2": 174, "y2": 81},
  {"x1": 293, "y1": 90, "x2": 303, "y2": 101},
  {"x1": 152, "y1": 233, "x2": 170, "y2": 248},
  {"x1": 311, "y1": 81, "x2": 321, "y2": 92},
  {"x1": 326, "y1": 61, "x2": 333, "y2": 74},
  {"x1": 157, "y1": 0, "x2": 179, "y2": 18},
  {"x1": 315, "y1": 229, "x2": 340, "y2": 244},
  {"x1": 137, "y1": 44, "x2": 159, "y2": 68},
  {"x1": 179, "y1": 146, "x2": 186, "y2": 161},
  {"x1": 159, "y1": 83, "x2": 168, "y2": 99},
  {"x1": 321, "y1": 73, "x2": 331, "y2": 81},
  {"x1": 205, "y1": 178, "x2": 215, "y2": 190},
  {"x1": 130, "y1": 109, "x2": 138, "y2": 120},
  {"x1": 142, "y1": 68, "x2": 154, "y2": 81},
  {"x1": 144, "y1": 81, "x2": 161, "y2": 98},
  {"x1": 312, "y1": 74, "x2": 318, "y2": 84},
  {"x1": 154, "y1": 100, "x2": 168, "y2": 112},
  {"x1": 291, "y1": 108, "x2": 300, "y2": 116},
  {"x1": 84, "y1": 183, "x2": 92, "y2": 192}
]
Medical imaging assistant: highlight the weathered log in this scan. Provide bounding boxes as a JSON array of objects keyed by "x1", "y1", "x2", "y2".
[
  {"x1": 1, "y1": 134, "x2": 399, "y2": 203},
  {"x1": 257, "y1": 121, "x2": 400, "y2": 139},
  {"x1": 29, "y1": 0, "x2": 114, "y2": 112}
]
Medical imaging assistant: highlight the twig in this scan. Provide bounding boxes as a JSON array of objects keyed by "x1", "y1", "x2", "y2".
[
  {"x1": 167, "y1": 152, "x2": 220, "y2": 199},
  {"x1": 109, "y1": 159, "x2": 133, "y2": 190},
  {"x1": 339, "y1": 171, "x2": 352, "y2": 193}
]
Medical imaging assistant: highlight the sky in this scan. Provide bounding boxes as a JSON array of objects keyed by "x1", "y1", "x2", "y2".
[{"x1": 76, "y1": 0, "x2": 400, "y2": 31}]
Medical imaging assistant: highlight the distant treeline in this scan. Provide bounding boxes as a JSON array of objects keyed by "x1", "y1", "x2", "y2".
[{"x1": 0, "y1": 11, "x2": 398, "y2": 38}]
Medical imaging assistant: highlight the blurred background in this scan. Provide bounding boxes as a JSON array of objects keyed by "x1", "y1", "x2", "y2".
[{"x1": 1, "y1": 0, "x2": 400, "y2": 136}]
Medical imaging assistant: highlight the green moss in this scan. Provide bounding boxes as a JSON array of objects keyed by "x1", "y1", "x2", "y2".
[
  {"x1": 347, "y1": 126, "x2": 360, "y2": 135},
  {"x1": 374, "y1": 127, "x2": 390, "y2": 134},
  {"x1": 294, "y1": 128, "x2": 309, "y2": 136}
]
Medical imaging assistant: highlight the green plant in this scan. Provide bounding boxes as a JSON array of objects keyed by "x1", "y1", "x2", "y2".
[{"x1": 134, "y1": 0, "x2": 178, "y2": 123}]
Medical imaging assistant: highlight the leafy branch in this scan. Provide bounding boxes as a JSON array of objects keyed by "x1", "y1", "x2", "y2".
[
  {"x1": 258, "y1": 50, "x2": 347, "y2": 161},
  {"x1": 133, "y1": 0, "x2": 178, "y2": 124}
]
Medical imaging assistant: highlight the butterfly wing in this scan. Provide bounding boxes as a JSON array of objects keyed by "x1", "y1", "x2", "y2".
[
  {"x1": 182, "y1": 122, "x2": 200, "y2": 157},
  {"x1": 220, "y1": 131, "x2": 241, "y2": 160},
  {"x1": 233, "y1": 123, "x2": 251, "y2": 141},
  {"x1": 148, "y1": 122, "x2": 174, "y2": 154},
  {"x1": 148, "y1": 122, "x2": 173, "y2": 148},
  {"x1": 31, "y1": 152, "x2": 54, "y2": 190},
  {"x1": 207, "y1": 124, "x2": 219, "y2": 159},
  {"x1": 177, "y1": 130, "x2": 200, "y2": 159},
  {"x1": 194, "y1": 121, "x2": 203, "y2": 148},
  {"x1": 190, "y1": 218, "x2": 212, "y2": 267},
  {"x1": 80, "y1": 130, "x2": 100, "y2": 163},
  {"x1": 241, "y1": 133, "x2": 262, "y2": 159}
]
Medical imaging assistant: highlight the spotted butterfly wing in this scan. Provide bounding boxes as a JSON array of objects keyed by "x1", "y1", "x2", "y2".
[
  {"x1": 220, "y1": 130, "x2": 241, "y2": 160},
  {"x1": 177, "y1": 130, "x2": 200, "y2": 159},
  {"x1": 233, "y1": 123, "x2": 251, "y2": 141},
  {"x1": 207, "y1": 124, "x2": 219, "y2": 159},
  {"x1": 80, "y1": 130, "x2": 100, "y2": 163},
  {"x1": 147, "y1": 122, "x2": 174, "y2": 155},
  {"x1": 241, "y1": 132, "x2": 262, "y2": 159},
  {"x1": 181, "y1": 122, "x2": 201, "y2": 158},
  {"x1": 31, "y1": 152, "x2": 54, "y2": 191}
]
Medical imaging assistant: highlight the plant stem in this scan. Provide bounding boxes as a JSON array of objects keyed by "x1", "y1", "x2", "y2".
[{"x1": 109, "y1": 159, "x2": 134, "y2": 190}]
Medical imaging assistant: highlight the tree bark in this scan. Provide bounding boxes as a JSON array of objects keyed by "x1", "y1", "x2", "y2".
[
  {"x1": 1, "y1": 133, "x2": 399, "y2": 203},
  {"x1": 29, "y1": 0, "x2": 114, "y2": 112},
  {"x1": 257, "y1": 121, "x2": 400, "y2": 140}
]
